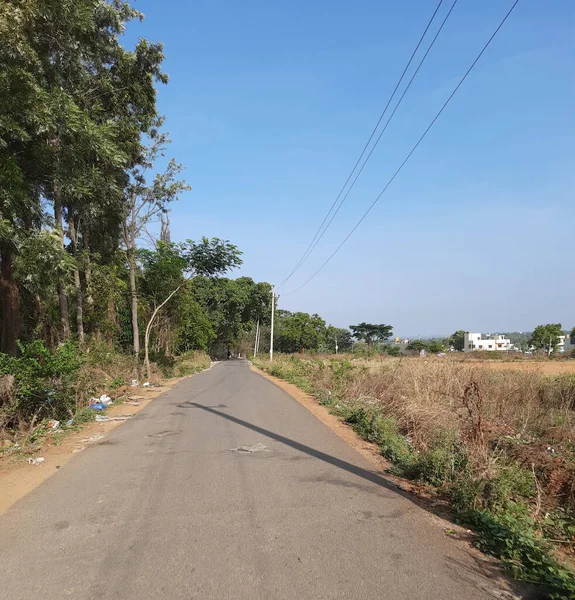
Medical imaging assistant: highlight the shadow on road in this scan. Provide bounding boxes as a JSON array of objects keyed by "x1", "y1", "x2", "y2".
[
  {"x1": 182, "y1": 401, "x2": 529, "y2": 598},
  {"x1": 183, "y1": 402, "x2": 428, "y2": 502}
]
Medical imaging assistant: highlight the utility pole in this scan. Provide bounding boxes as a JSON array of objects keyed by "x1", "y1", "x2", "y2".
[
  {"x1": 335, "y1": 337, "x2": 338, "y2": 354},
  {"x1": 270, "y1": 286, "x2": 275, "y2": 362},
  {"x1": 254, "y1": 319, "x2": 260, "y2": 357}
]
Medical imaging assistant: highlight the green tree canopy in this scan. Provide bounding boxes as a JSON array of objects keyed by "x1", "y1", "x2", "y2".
[
  {"x1": 349, "y1": 322, "x2": 393, "y2": 347},
  {"x1": 448, "y1": 330, "x2": 466, "y2": 352},
  {"x1": 529, "y1": 324, "x2": 564, "y2": 355},
  {"x1": 276, "y1": 312, "x2": 326, "y2": 353},
  {"x1": 323, "y1": 326, "x2": 353, "y2": 353}
]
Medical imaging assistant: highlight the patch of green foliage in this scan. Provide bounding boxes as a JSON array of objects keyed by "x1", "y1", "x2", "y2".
[
  {"x1": 73, "y1": 407, "x2": 96, "y2": 425},
  {"x1": 0, "y1": 341, "x2": 82, "y2": 424},
  {"x1": 466, "y1": 510, "x2": 575, "y2": 599},
  {"x1": 155, "y1": 351, "x2": 211, "y2": 378}
]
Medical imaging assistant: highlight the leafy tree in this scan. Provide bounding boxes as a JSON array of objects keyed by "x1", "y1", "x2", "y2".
[
  {"x1": 277, "y1": 312, "x2": 326, "y2": 353},
  {"x1": 190, "y1": 276, "x2": 271, "y2": 355},
  {"x1": 529, "y1": 324, "x2": 564, "y2": 356},
  {"x1": 323, "y1": 326, "x2": 353, "y2": 353},
  {"x1": 349, "y1": 322, "x2": 393, "y2": 348},
  {"x1": 448, "y1": 330, "x2": 466, "y2": 352},
  {"x1": 122, "y1": 133, "x2": 190, "y2": 360},
  {"x1": 141, "y1": 238, "x2": 242, "y2": 375},
  {"x1": 0, "y1": 0, "x2": 169, "y2": 352},
  {"x1": 428, "y1": 341, "x2": 445, "y2": 354},
  {"x1": 407, "y1": 340, "x2": 428, "y2": 354}
]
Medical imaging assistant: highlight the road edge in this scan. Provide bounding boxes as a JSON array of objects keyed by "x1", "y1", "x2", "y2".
[{"x1": 0, "y1": 366, "x2": 215, "y2": 515}]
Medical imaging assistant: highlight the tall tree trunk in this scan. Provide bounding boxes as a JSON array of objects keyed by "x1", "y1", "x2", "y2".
[
  {"x1": 68, "y1": 215, "x2": 84, "y2": 346},
  {"x1": 128, "y1": 247, "x2": 139, "y2": 359},
  {"x1": 53, "y1": 184, "x2": 70, "y2": 340},
  {"x1": 83, "y1": 226, "x2": 94, "y2": 318},
  {"x1": 0, "y1": 243, "x2": 21, "y2": 356}
]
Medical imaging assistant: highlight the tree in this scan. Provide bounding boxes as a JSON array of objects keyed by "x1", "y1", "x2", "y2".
[
  {"x1": 349, "y1": 323, "x2": 393, "y2": 349},
  {"x1": 0, "y1": 0, "x2": 170, "y2": 352},
  {"x1": 141, "y1": 238, "x2": 242, "y2": 375},
  {"x1": 276, "y1": 312, "x2": 326, "y2": 354},
  {"x1": 122, "y1": 133, "x2": 190, "y2": 362},
  {"x1": 428, "y1": 341, "x2": 445, "y2": 354},
  {"x1": 407, "y1": 340, "x2": 428, "y2": 354},
  {"x1": 323, "y1": 326, "x2": 353, "y2": 353},
  {"x1": 448, "y1": 330, "x2": 466, "y2": 352},
  {"x1": 529, "y1": 324, "x2": 564, "y2": 356}
]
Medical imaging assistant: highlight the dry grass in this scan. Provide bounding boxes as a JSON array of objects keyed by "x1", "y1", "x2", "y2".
[
  {"x1": 255, "y1": 354, "x2": 575, "y2": 594},
  {"x1": 255, "y1": 355, "x2": 575, "y2": 563}
]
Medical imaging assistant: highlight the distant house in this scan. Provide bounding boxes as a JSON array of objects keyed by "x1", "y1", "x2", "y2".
[
  {"x1": 562, "y1": 333, "x2": 575, "y2": 353},
  {"x1": 463, "y1": 333, "x2": 511, "y2": 352}
]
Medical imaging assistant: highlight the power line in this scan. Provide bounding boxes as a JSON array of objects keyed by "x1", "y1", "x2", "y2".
[
  {"x1": 276, "y1": 0, "x2": 446, "y2": 290},
  {"x1": 286, "y1": 0, "x2": 459, "y2": 277},
  {"x1": 283, "y1": 0, "x2": 520, "y2": 296}
]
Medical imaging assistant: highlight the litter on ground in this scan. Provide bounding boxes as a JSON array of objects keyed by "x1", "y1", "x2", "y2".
[{"x1": 95, "y1": 415, "x2": 131, "y2": 422}]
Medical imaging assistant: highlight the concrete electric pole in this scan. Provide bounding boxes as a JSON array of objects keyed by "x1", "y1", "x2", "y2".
[{"x1": 269, "y1": 286, "x2": 275, "y2": 362}]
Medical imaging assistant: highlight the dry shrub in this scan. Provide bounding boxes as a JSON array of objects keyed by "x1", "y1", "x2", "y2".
[
  {"x1": 255, "y1": 354, "x2": 575, "y2": 594},
  {"x1": 261, "y1": 355, "x2": 575, "y2": 513}
]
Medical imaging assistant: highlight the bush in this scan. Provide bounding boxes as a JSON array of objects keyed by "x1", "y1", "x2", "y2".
[
  {"x1": 404, "y1": 431, "x2": 468, "y2": 486},
  {"x1": 467, "y1": 510, "x2": 575, "y2": 598},
  {"x1": 0, "y1": 341, "x2": 82, "y2": 427},
  {"x1": 382, "y1": 346, "x2": 402, "y2": 357}
]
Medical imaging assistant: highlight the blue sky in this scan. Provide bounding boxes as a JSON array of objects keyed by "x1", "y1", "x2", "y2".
[{"x1": 125, "y1": 0, "x2": 574, "y2": 336}]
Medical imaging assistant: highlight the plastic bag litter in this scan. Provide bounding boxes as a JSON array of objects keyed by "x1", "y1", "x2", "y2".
[
  {"x1": 89, "y1": 403, "x2": 107, "y2": 411},
  {"x1": 142, "y1": 382, "x2": 150, "y2": 387},
  {"x1": 47, "y1": 419, "x2": 60, "y2": 431},
  {"x1": 99, "y1": 394, "x2": 113, "y2": 406},
  {"x1": 28, "y1": 457, "x2": 45, "y2": 465},
  {"x1": 131, "y1": 379, "x2": 138, "y2": 387}
]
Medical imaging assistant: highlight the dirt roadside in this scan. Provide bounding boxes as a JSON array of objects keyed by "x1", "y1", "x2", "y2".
[{"x1": 0, "y1": 379, "x2": 181, "y2": 515}]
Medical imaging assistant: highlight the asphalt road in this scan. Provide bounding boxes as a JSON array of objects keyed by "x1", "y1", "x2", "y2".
[{"x1": 0, "y1": 360, "x2": 518, "y2": 599}]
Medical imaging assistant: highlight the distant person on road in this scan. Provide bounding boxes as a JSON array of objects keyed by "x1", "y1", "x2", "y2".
[{"x1": 227, "y1": 349, "x2": 232, "y2": 359}]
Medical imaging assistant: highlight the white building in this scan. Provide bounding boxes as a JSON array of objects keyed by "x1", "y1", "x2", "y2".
[
  {"x1": 559, "y1": 334, "x2": 575, "y2": 353},
  {"x1": 463, "y1": 333, "x2": 512, "y2": 352}
]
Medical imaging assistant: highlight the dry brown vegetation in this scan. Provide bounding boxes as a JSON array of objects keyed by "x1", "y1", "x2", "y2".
[{"x1": 254, "y1": 354, "x2": 575, "y2": 597}]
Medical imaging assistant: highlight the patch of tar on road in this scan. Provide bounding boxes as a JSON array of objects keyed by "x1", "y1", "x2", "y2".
[
  {"x1": 147, "y1": 430, "x2": 182, "y2": 439},
  {"x1": 356, "y1": 508, "x2": 405, "y2": 521},
  {"x1": 229, "y1": 442, "x2": 269, "y2": 453}
]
